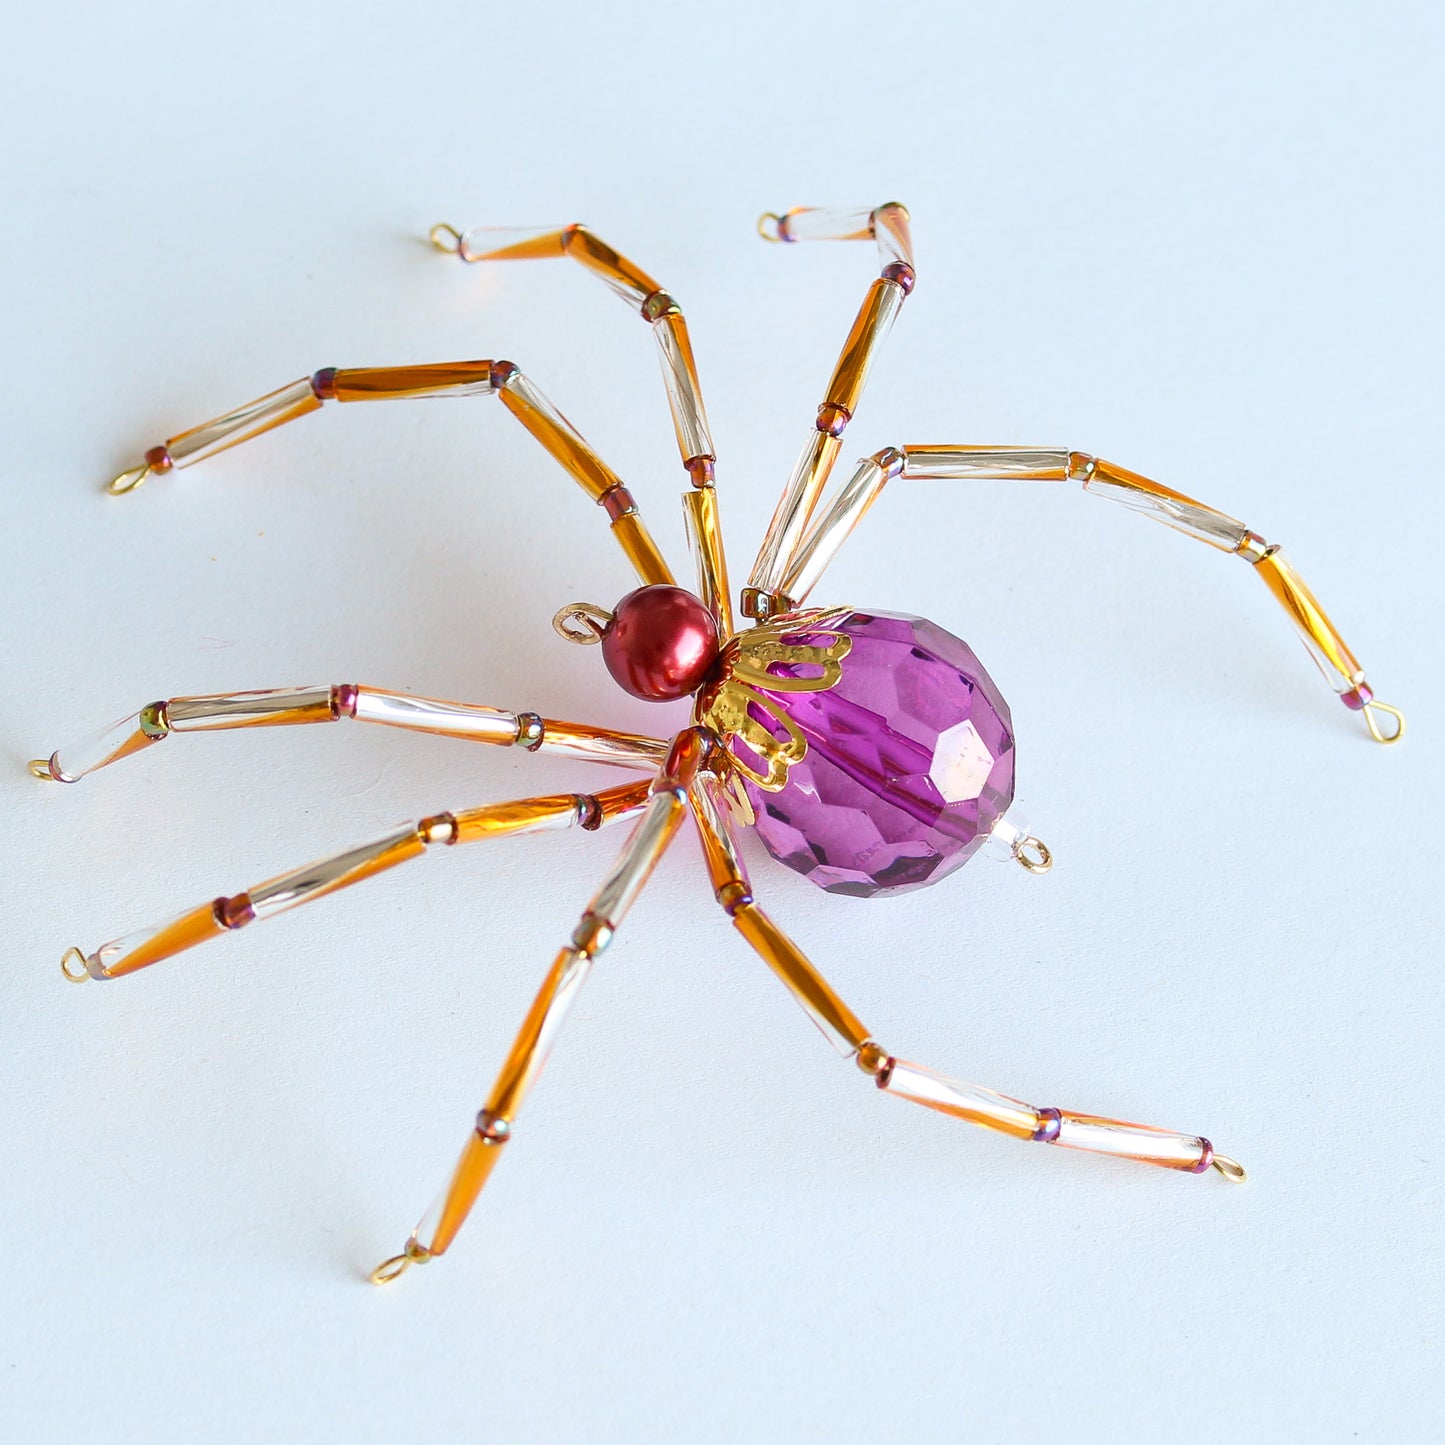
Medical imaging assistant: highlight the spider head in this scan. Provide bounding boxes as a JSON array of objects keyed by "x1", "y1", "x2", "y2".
[{"x1": 597, "y1": 584, "x2": 721, "y2": 702}]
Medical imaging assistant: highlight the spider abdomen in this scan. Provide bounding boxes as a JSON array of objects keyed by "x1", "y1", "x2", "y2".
[{"x1": 739, "y1": 610, "x2": 1015, "y2": 898}]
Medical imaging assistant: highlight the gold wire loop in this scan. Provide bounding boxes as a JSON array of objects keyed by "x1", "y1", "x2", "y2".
[
  {"x1": 1012, "y1": 834, "x2": 1053, "y2": 874},
  {"x1": 369, "y1": 1239, "x2": 430, "y2": 1286},
  {"x1": 106, "y1": 463, "x2": 150, "y2": 496},
  {"x1": 60, "y1": 948, "x2": 91, "y2": 984},
  {"x1": 1211, "y1": 1153, "x2": 1247, "y2": 1184},
  {"x1": 28, "y1": 758, "x2": 54, "y2": 780},
  {"x1": 429, "y1": 222, "x2": 463, "y2": 255},
  {"x1": 1362, "y1": 699, "x2": 1405, "y2": 745},
  {"x1": 552, "y1": 602, "x2": 613, "y2": 645},
  {"x1": 756, "y1": 212, "x2": 783, "y2": 243}
]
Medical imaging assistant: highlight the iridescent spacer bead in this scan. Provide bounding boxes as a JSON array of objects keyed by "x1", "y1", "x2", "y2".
[
  {"x1": 1234, "y1": 531, "x2": 1272, "y2": 565},
  {"x1": 1189, "y1": 1138, "x2": 1216, "y2": 1175},
  {"x1": 600, "y1": 484, "x2": 638, "y2": 521},
  {"x1": 571, "y1": 914, "x2": 614, "y2": 958},
  {"x1": 214, "y1": 892, "x2": 256, "y2": 930},
  {"x1": 144, "y1": 445, "x2": 174, "y2": 474},
  {"x1": 641, "y1": 289, "x2": 681, "y2": 322},
  {"x1": 419, "y1": 813, "x2": 459, "y2": 845},
  {"x1": 310, "y1": 367, "x2": 339, "y2": 400},
  {"x1": 815, "y1": 402, "x2": 851, "y2": 437},
  {"x1": 1031, "y1": 1107, "x2": 1062, "y2": 1144},
  {"x1": 740, "y1": 587, "x2": 783, "y2": 621},
  {"x1": 880, "y1": 261, "x2": 915, "y2": 295},
  {"x1": 576, "y1": 794, "x2": 604, "y2": 831},
  {"x1": 489, "y1": 360, "x2": 520, "y2": 390},
  {"x1": 716, "y1": 880, "x2": 753, "y2": 915},
  {"x1": 685, "y1": 455, "x2": 716, "y2": 488},
  {"x1": 475, "y1": 1111, "x2": 512, "y2": 1143},
  {"x1": 332, "y1": 683, "x2": 359, "y2": 718},
  {"x1": 515, "y1": 712, "x2": 545, "y2": 750},
  {"x1": 1341, "y1": 682, "x2": 1375, "y2": 711},
  {"x1": 659, "y1": 728, "x2": 708, "y2": 789},
  {"x1": 139, "y1": 701, "x2": 171, "y2": 738},
  {"x1": 856, "y1": 1040, "x2": 888, "y2": 1077}
]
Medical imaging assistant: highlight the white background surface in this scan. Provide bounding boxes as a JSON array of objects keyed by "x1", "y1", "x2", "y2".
[{"x1": 1, "y1": 5, "x2": 1440, "y2": 1441}]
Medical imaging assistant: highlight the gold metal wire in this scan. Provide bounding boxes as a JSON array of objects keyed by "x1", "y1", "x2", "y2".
[
  {"x1": 1012, "y1": 834, "x2": 1053, "y2": 874},
  {"x1": 369, "y1": 1238, "x2": 431, "y2": 1285},
  {"x1": 106, "y1": 463, "x2": 150, "y2": 496},
  {"x1": 1363, "y1": 699, "x2": 1405, "y2": 745},
  {"x1": 60, "y1": 948, "x2": 90, "y2": 984},
  {"x1": 1212, "y1": 1153, "x2": 1247, "y2": 1183},
  {"x1": 552, "y1": 602, "x2": 612, "y2": 645},
  {"x1": 27, "y1": 758, "x2": 53, "y2": 780},
  {"x1": 428, "y1": 223, "x2": 462, "y2": 254},
  {"x1": 756, "y1": 212, "x2": 783, "y2": 243}
]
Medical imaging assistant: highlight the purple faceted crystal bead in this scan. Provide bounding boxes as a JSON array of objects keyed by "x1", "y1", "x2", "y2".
[{"x1": 738, "y1": 610, "x2": 1015, "y2": 898}]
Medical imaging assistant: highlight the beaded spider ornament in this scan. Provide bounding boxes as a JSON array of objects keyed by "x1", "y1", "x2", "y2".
[{"x1": 35, "y1": 203, "x2": 1402, "y2": 1284}]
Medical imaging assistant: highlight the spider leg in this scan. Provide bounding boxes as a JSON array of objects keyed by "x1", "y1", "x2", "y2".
[
  {"x1": 370, "y1": 729, "x2": 703, "y2": 1283},
  {"x1": 434, "y1": 221, "x2": 731, "y2": 633},
  {"x1": 744, "y1": 203, "x2": 915, "y2": 616},
  {"x1": 60, "y1": 780, "x2": 653, "y2": 983},
  {"x1": 771, "y1": 442, "x2": 1401, "y2": 742},
  {"x1": 688, "y1": 770, "x2": 1245, "y2": 1184},
  {"x1": 104, "y1": 361, "x2": 673, "y2": 588},
  {"x1": 29, "y1": 686, "x2": 669, "y2": 784}
]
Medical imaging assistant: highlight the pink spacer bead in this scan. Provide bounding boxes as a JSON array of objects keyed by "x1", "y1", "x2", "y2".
[
  {"x1": 881, "y1": 261, "x2": 916, "y2": 295},
  {"x1": 1190, "y1": 1139, "x2": 1215, "y2": 1174},
  {"x1": 601, "y1": 486, "x2": 638, "y2": 522},
  {"x1": 1341, "y1": 683, "x2": 1374, "y2": 711},
  {"x1": 1031, "y1": 1108, "x2": 1062, "y2": 1144}
]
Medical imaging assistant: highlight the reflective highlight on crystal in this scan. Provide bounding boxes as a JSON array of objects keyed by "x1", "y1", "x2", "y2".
[{"x1": 739, "y1": 611, "x2": 1015, "y2": 897}]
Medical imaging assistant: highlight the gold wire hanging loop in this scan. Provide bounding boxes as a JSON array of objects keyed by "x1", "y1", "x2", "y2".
[
  {"x1": 60, "y1": 948, "x2": 90, "y2": 984},
  {"x1": 756, "y1": 212, "x2": 783, "y2": 243},
  {"x1": 107, "y1": 463, "x2": 151, "y2": 496},
  {"x1": 370, "y1": 1238, "x2": 431, "y2": 1285},
  {"x1": 552, "y1": 602, "x2": 613, "y2": 645},
  {"x1": 1211, "y1": 1153, "x2": 1247, "y2": 1183},
  {"x1": 28, "y1": 758, "x2": 53, "y2": 780},
  {"x1": 1362, "y1": 699, "x2": 1405, "y2": 745},
  {"x1": 1012, "y1": 833, "x2": 1053, "y2": 874},
  {"x1": 429, "y1": 222, "x2": 463, "y2": 255}
]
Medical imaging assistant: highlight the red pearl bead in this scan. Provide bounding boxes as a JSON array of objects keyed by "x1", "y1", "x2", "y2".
[{"x1": 601, "y1": 586, "x2": 721, "y2": 702}]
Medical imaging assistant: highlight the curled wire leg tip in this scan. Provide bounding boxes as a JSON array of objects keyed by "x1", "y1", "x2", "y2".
[
  {"x1": 756, "y1": 212, "x2": 782, "y2": 243},
  {"x1": 60, "y1": 948, "x2": 91, "y2": 984},
  {"x1": 370, "y1": 1240, "x2": 431, "y2": 1286},
  {"x1": 1362, "y1": 700, "x2": 1405, "y2": 745},
  {"x1": 1012, "y1": 833, "x2": 1053, "y2": 874},
  {"x1": 428, "y1": 223, "x2": 462, "y2": 255},
  {"x1": 107, "y1": 463, "x2": 151, "y2": 496},
  {"x1": 1211, "y1": 1153, "x2": 1247, "y2": 1184},
  {"x1": 28, "y1": 758, "x2": 54, "y2": 780}
]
